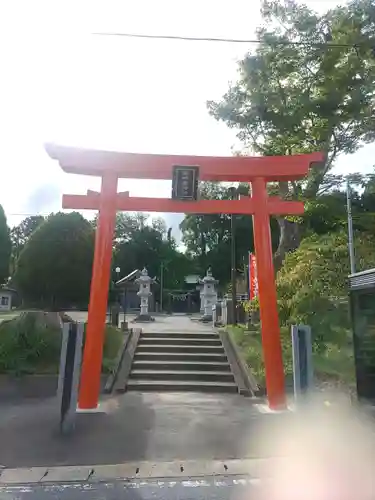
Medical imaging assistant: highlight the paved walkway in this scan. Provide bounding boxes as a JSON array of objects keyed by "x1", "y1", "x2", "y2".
[
  {"x1": 68, "y1": 312, "x2": 213, "y2": 334},
  {"x1": 0, "y1": 391, "x2": 289, "y2": 468},
  {"x1": 0, "y1": 315, "x2": 289, "y2": 470},
  {"x1": 133, "y1": 315, "x2": 214, "y2": 334}
]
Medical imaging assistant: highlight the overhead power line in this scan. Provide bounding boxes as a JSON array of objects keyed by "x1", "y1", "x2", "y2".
[
  {"x1": 91, "y1": 31, "x2": 364, "y2": 50},
  {"x1": 6, "y1": 211, "x2": 90, "y2": 218}
]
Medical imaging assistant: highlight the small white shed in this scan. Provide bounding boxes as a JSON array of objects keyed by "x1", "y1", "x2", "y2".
[{"x1": 0, "y1": 288, "x2": 13, "y2": 311}]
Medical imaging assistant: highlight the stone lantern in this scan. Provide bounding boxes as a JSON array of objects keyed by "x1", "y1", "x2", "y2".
[
  {"x1": 199, "y1": 283, "x2": 205, "y2": 314},
  {"x1": 199, "y1": 268, "x2": 218, "y2": 322},
  {"x1": 134, "y1": 268, "x2": 156, "y2": 322},
  {"x1": 195, "y1": 283, "x2": 205, "y2": 314}
]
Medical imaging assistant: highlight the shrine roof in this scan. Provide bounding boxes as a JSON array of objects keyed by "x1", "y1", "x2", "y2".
[
  {"x1": 45, "y1": 143, "x2": 325, "y2": 182},
  {"x1": 115, "y1": 269, "x2": 140, "y2": 286}
]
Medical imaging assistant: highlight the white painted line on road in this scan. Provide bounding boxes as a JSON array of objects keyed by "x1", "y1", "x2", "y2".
[
  {"x1": 0, "y1": 476, "x2": 263, "y2": 493},
  {"x1": 0, "y1": 458, "x2": 283, "y2": 485}
]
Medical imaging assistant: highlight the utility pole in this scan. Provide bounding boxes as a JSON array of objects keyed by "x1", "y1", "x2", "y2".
[
  {"x1": 346, "y1": 179, "x2": 356, "y2": 275},
  {"x1": 230, "y1": 187, "x2": 238, "y2": 324}
]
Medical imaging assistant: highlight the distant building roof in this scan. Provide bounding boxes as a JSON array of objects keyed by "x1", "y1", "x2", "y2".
[
  {"x1": 184, "y1": 274, "x2": 201, "y2": 284},
  {"x1": 115, "y1": 269, "x2": 141, "y2": 286},
  {"x1": 0, "y1": 287, "x2": 17, "y2": 294}
]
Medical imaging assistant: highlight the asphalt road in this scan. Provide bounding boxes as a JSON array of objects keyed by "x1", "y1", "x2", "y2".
[{"x1": 0, "y1": 476, "x2": 260, "y2": 499}]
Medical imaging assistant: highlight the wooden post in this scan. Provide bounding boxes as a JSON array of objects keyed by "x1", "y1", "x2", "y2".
[
  {"x1": 251, "y1": 177, "x2": 286, "y2": 410},
  {"x1": 78, "y1": 173, "x2": 118, "y2": 409}
]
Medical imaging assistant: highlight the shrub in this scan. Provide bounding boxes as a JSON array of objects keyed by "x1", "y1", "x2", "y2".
[
  {"x1": 102, "y1": 324, "x2": 124, "y2": 373},
  {"x1": 231, "y1": 322, "x2": 355, "y2": 389},
  {"x1": 0, "y1": 312, "x2": 61, "y2": 375},
  {"x1": 0, "y1": 311, "x2": 124, "y2": 375},
  {"x1": 231, "y1": 323, "x2": 294, "y2": 385},
  {"x1": 245, "y1": 231, "x2": 375, "y2": 352},
  {"x1": 237, "y1": 231, "x2": 370, "y2": 388},
  {"x1": 276, "y1": 231, "x2": 375, "y2": 347}
]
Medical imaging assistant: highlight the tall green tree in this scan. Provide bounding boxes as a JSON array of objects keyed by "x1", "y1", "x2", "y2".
[
  {"x1": 113, "y1": 212, "x2": 150, "y2": 243},
  {"x1": 277, "y1": 231, "x2": 375, "y2": 341},
  {"x1": 0, "y1": 205, "x2": 11, "y2": 286},
  {"x1": 301, "y1": 171, "x2": 375, "y2": 236},
  {"x1": 10, "y1": 216, "x2": 45, "y2": 253},
  {"x1": 113, "y1": 213, "x2": 191, "y2": 291},
  {"x1": 93, "y1": 212, "x2": 167, "y2": 244},
  {"x1": 14, "y1": 212, "x2": 94, "y2": 308},
  {"x1": 180, "y1": 182, "x2": 278, "y2": 285},
  {"x1": 356, "y1": 171, "x2": 375, "y2": 233},
  {"x1": 10, "y1": 215, "x2": 45, "y2": 273},
  {"x1": 208, "y1": 0, "x2": 375, "y2": 267}
]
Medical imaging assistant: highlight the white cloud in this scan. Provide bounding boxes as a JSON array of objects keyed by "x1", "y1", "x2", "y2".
[{"x1": 24, "y1": 183, "x2": 62, "y2": 215}]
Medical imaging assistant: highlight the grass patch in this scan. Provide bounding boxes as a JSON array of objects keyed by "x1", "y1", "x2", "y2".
[
  {"x1": 313, "y1": 342, "x2": 355, "y2": 386},
  {"x1": 102, "y1": 324, "x2": 124, "y2": 373},
  {"x1": 0, "y1": 312, "x2": 61, "y2": 375},
  {"x1": 228, "y1": 323, "x2": 356, "y2": 391},
  {"x1": 0, "y1": 311, "x2": 124, "y2": 376},
  {"x1": 0, "y1": 311, "x2": 20, "y2": 321},
  {"x1": 230, "y1": 325, "x2": 265, "y2": 383}
]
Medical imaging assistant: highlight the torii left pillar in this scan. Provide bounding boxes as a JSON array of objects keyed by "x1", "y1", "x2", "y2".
[{"x1": 79, "y1": 173, "x2": 118, "y2": 409}]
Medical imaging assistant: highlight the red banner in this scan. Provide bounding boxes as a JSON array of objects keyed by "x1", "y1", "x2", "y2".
[{"x1": 248, "y1": 252, "x2": 258, "y2": 300}]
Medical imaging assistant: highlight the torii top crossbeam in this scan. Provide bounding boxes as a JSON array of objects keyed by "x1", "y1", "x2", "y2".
[{"x1": 45, "y1": 143, "x2": 323, "y2": 182}]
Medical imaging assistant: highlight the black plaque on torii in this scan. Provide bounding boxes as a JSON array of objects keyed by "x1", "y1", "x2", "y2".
[{"x1": 172, "y1": 166, "x2": 199, "y2": 201}]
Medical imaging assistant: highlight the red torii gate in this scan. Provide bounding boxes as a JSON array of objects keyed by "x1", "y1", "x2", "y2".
[{"x1": 45, "y1": 143, "x2": 323, "y2": 410}]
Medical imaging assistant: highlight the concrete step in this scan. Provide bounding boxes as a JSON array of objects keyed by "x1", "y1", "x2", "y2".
[
  {"x1": 132, "y1": 360, "x2": 231, "y2": 372},
  {"x1": 134, "y1": 352, "x2": 228, "y2": 362},
  {"x1": 130, "y1": 370, "x2": 235, "y2": 382},
  {"x1": 138, "y1": 337, "x2": 222, "y2": 346},
  {"x1": 126, "y1": 379, "x2": 238, "y2": 393},
  {"x1": 140, "y1": 332, "x2": 220, "y2": 340},
  {"x1": 135, "y1": 344, "x2": 225, "y2": 354}
]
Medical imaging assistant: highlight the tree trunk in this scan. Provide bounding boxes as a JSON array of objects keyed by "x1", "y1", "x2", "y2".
[
  {"x1": 271, "y1": 181, "x2": 301, "y2": 272},
  {"x1": 273, "y1": 217, "x2": 301, "y2": 272}
]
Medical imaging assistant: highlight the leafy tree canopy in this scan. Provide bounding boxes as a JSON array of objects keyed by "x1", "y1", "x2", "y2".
[
  {"x1": 180, "y1": 182, "x2": 278, "y2": 285},
  {"x1": 10, "y1": 215, "x2": 45, "y2": 273},
  {"x1": 207, "y1": 0, "x2": 375, "y2": 264},
  {"x1": 0, "y1": 205, "x2": 11, "y2": 286},
  {"x1": 276, "y1": 231, "x2": 375, "y2": 343},
  {"x1": 14, "y1": 212, "x2": 95, "y2": 308},
  {"x1": 209, "y1": 0, "x2": 375, "y2": 190},
  {"x1": 113, "y1": 212, "x2": 192, "y2": 291},
  {"x1": 10, "y1": 216, "x2": 45, "y2": 252}
]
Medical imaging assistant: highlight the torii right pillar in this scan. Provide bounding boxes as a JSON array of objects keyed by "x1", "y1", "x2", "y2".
[{"x1": 251, "y1": 177, "x2": 285, "y2": 409}]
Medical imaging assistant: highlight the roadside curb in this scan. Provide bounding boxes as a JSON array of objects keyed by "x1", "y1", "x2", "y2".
[{"x1": 0, "y1": 458, "x2": 282, "y2": 485}]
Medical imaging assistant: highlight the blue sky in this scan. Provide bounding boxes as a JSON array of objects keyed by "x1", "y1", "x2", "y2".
[{"x1": 1, "y1": 0, "x2": 374, "y2": 239}]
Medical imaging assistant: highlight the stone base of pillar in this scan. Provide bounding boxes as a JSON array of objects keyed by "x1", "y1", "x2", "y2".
[
  {"x1": 133, "y1": 314, "x2": 155, "y2": 323},
  {"x1": 199, "y1": 314, "x2": 213, "y2": 323}
]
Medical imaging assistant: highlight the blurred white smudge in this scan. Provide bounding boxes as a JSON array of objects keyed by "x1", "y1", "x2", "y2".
[{"x1": 244, "y1": 392, "x2": 375, "y2": 500}]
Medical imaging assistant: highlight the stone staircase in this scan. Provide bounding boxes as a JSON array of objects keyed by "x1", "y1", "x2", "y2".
[{"x1": 126, "y1": 330, "x2": 238, "y2": 393}]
